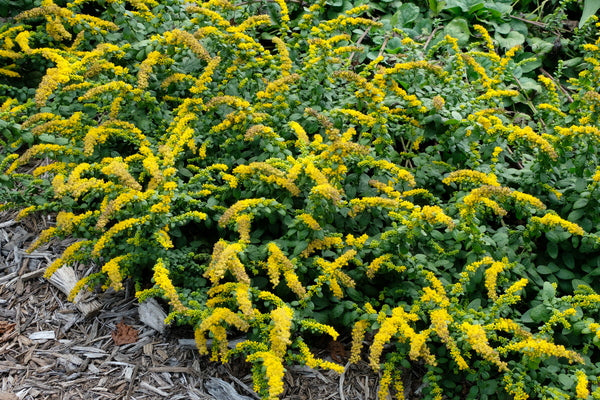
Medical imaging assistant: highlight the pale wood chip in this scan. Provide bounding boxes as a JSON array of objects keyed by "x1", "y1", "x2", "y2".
[
  {"x1": 28, "y1": 330, "x2": 55, "y2": 341},
  {"x1": 140, "y1": 381, "x2": 170, "y2": 397}
]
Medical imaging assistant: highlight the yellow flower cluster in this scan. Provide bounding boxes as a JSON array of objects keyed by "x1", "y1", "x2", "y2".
[
  {"x1": 101, "y1": 255, "x2": 129, "y2": 292},
  {"x1": 369, "y1": 306, "x2": 419, "y2": 369},
  {"x1": 500, "y1": 337, "x2": 584, "y2": 364},
  {"x1": 312, "y1": 250, "x2": 357, "y2": 298},
  {"x1": 195, "y1": 307, "x2": 250, "y2": 357},
  {"x1": 92, "y1": 216, "x2": 150, "y2": 256},
  {"x1": 300, "y1": 236, "x2": 344, "y2": 258},
  {"x1": 269, "y1": 306, "x2": 293, "y2": 357},
  {"x1": 419, "y1": 205, "x2": 455, "y2": 229},
  {"x1": 429, "y1": 308, "x2": 468, "y2": 370},
  {"x1": 576, "y1": 370, "x2": 590, "y2": 399},
  {"x1": 297, "y1": 340, "x2": 345, "y2": 373},
  {"x1": 246, "y1": 351, "x2": 286, "y2": 400},
  {"x1": 531, "y1": 213, "x2": 585, "y2": 236},
  {"x1": 218, "y1": 198, "x2": 276, "y2": 227},
  {"x1": 460, "y1": 322, "x2": 508, "y2": 371},
  {"x1": 266, "y1": 243, "x2": 306, "y2": 298},
  {"x1": 44, "y1": 240, "x2": 91, "y2": 278},
  {"x1": 443, "y1": 169, "x2": 500, "y2": 187},
  {"x1": 484, "y1": 258, "x2": 510, "y2": 301},
  {"x1": 152, "y1": 258, "x2": 186, "y2": 312},
  {"x1": 204, "y1": 240, "x2": 250, "y2": 285}
]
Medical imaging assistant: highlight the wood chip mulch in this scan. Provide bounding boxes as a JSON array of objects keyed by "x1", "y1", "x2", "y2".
[{"x1": 0, "y1": 211, "x2": 385, "y2": 400}]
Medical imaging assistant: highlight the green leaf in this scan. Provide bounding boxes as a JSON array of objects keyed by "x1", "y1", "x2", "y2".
[
  {"x1": 39, "y1": 134, "x2": 56, "y2": 143},
  {"x1": 496, "y1": 31, "x2": 525, "y2": 50},
  {"x1": 529, "y1": 304, "x2": 550, "y2": 322},
  {"x1": 394, "y1": 3, "x2": 420, "y2": 27},
  {"x1": 537, "y1": 264, "x2": 558, "y2": 275},
  {"x1": 568, "y1": 209, "x2": 585, "y2": 222},
  {"x1": 572, "y1": 198, "x2": 589, "y2": 209},
  {"x1": 541, "y1": 281, "x2": 556, "y2": 300},
  {"x1": 444, "y1": 18, "x2": 471, "y2": 46},
  {"x1": 580, "y1": 0, "x2": 600, "y2": 28},
  {"x1": 558, "y1": 373, "x2": 574, "y2": 388},
  {"x1": 528, "y1": 37, "x2": 554, "y2": 55},
  {"x1": 547, "y1": 241, "x2": 558, "y2": 259},
  {"x1": 556, "y1": 269, "x2": 575, "y2": 280},
  {"x1": 517, "y1": 77, "x2": 542, "y2": 93}
]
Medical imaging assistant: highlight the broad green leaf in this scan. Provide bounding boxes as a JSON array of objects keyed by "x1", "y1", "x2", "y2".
[
  {"x1": 541, "y1": 281, "x2": 556, "y2": 300},
  {"x1": 496, "y1": 30, "x2": 525, "y2": 50},
  {"x1": 547, "y1": 241, "x2": 558, "y2": 259},
  {"x1": 444, "y1": 17, "x2": 471, "y2": 46},
  {"x1": 580, "y1": 0, "x2": 600, "y2": 28}
]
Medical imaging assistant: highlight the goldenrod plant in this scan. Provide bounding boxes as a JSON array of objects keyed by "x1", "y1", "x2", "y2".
[{"x1": 2, "y1": 1, "x2": 600, "y2": 399}]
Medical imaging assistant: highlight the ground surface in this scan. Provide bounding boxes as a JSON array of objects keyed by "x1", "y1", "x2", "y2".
[{"x1": 0, "y1": 210, "x2": 385, "y2": 400}]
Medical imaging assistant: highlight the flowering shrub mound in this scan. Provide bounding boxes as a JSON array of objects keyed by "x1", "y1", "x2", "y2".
[{"x1": 2, "y1": 1, "x2": 600, "y2": 399}]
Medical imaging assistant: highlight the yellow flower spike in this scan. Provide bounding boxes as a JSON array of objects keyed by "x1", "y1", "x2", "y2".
[
  {"x1": 505, "y1": 124, "x2": 558, "y2": 160},
  {"x1": 100, "y1": 158, "x2": 142, "y2": 191},
  {"x1": 297, "y1": 340, "x2": 345, "y2": 373},
  {"x1": 26, "y1": 227, "x2": 59, "y2": 253},
  {"x1": 44, "y1": 240, "x2": 91, "y2": 278},
  {"x1": 443, "y1": 169, "x2": 500, "y2": 187},
  {"x1": 377, "y1": 363, "x2": 395, "y2": 400},
  {"x1": 369, "y1": 306, "x2": 420, "y2": 369},
  {"x1": 473, "y1": 24, "x2": 495, "y2": 51},
  {"x1": 155, "y1": 228, "x2": 174, "y2": 249},
  {"x1": 460, "y1": 322, "x2": 508, "y2": 371},
  {"x1": 190, "y1": 56, "x2": 220, "y2": 94},
  {"x1": 67, "y1": 275, "x2": 94, "y2": 302},
  {"x1": 296, "y1": 213, "x2": 321, "y2": 230},
  {"x1": 493, "y1": 278, "x2": 528, "y2": 309},
  {"x1": 218, "y1": 198, "x2": 276, "y2": 227},
  {"x1": 92, "y1": 216, "x2": 150, "y2": 256},
  {"x1": 246, "y1": 351, "x2": 286, "y2": 400},
  {"x1": 269, "y1": 306, "x2": 293, "y2": 357},
  {"x1": 235, "y1": 214, "x2": 253, "y2": 243},
  {"x1": 100, "y1": 255, "x2": 129, "y2": 292},
  {"x1": 575, "y1": 370, "x2": 590, "y2": 399},
  {"x1": 365, "y1": 254, "x2": 393, "y2": 278},
  {"x1": 531, "y1": 213, "x2": 585, "y2": 236},
  {"x1": 484, "y1": 259, "x2": 509, "y2": 301},
  {"x1": 153, "y1": 258, "x2": 186, "y2": 313},
  {"x1": 540, "y1": 308, "x2": 577, "y2": 334},
  {"x1": 234, "y1": 283, "x2": 254, "y2": 316},
  {"x1": 162, "y1": 29, "x2": 212, "y2": 62},
  {"x1": 265, "y1": 242, "x2": 307, "y2": 298},
  {"x1": 335, "y1": 108, "x2": 378, "y2": 127},
  {"x1": 420, "y1": 205, "x2": 455, "y2": 229},
  {"x1": 204, "y1": 241, "x2": 250, "y2": 285},
  {"x1": 461, "y1": 53, "x2": 493, "y2": 88},
  {"x1": 430, "y1": 308, "x2": 469, "y2": 370},
  {"x1": 299, "y1": 319, "x2": 339, "y2": 340},
  {"x1": 349, "y1": 319, "x2": 369, "y2": 363},
  {"x1": 501, "y1": 337, "x2": 584, "y2": 364}
]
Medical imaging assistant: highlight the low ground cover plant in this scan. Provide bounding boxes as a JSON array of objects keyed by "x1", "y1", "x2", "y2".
[{"x1": 2, "y1": 0, "x2": 600, "y2": 399}]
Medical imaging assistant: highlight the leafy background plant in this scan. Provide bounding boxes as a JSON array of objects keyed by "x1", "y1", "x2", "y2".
[{"x1": 2, "y1": 0, "x2": 600, "y2": 399}]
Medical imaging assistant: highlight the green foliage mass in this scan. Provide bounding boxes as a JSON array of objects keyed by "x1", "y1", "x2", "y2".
[{"x1": 2, "y1": 0, "x2": 600, "y2": 399}]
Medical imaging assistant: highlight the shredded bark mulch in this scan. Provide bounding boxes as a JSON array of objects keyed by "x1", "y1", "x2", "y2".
[{"x1": 0, "y1": 211, "x2": 384, "y2": 399}]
